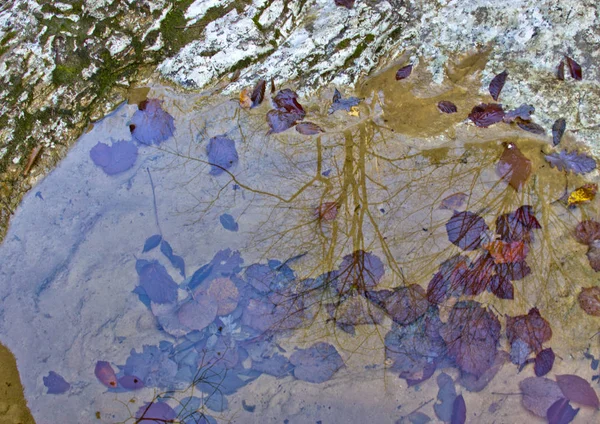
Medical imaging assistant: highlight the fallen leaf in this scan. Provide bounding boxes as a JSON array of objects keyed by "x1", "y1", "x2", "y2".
[
  {"x1": 178, "y1": 295, "x2": 218, "y2": 332},
  {"x1": 434, "y1": 373, "x2": 457, "y2": 422},
  {"x1": 496, "y1": 142, "x2": 532, "y2": 191},
  {"x1": 545, "y1": 150, "x2": 596, "y2": 174},
  {"x1": 503, "y1": 104, "x2": 535, "y2": 123},
  {"x1": 95, "y1": 361, "x2": 118, "y2": 388},
  {"x1": 23, "y1": 145, "x2": 43, "y2": 176},
  {"x1": 220, "y1": 213, "x2": 239, "y2": 232},
  {"x1": 329, "y1": 88, "x2": 361, "y2": 114},
  {"x1": 270, "y1": 78, "x2": 276, "y2": 93},
  {"x1": 130, "y1": 99, "x2": 175, "y2": 146},
  {"x1": 489, "y1": 70, "x2": 508, "y2": 101},
  {"x1": 427, "y1": 255, "x2": 470, "y2": 304},
  {"x1": 43, "y1": 371, "x2": 70, "y2": 394},
  {"x1": 574, "y1": 220, "x2": 600, "y2": 245},
  {"x1": 567, "y1": 183, "x2": 597, "y2": 206},
  {"x1": 160, "y1": 240, "x2": 185, "y2": 278},
  {"x1": 90, "y1": 141, "x2": 138, "y2": 175},
  {"x1": 296, "y1": 122, "x2": 325, "y2": 135},
  {"x1": 334, "y1": 0, "x2": 355, "y2": 8},
  {"x1": 450, "y1": 394, "x2": 466, "y2": 424},
  {"x1": 136, "y1": 259, "x2": 178, "y2": 304},
  {"x1": 556, "y1": 374, "x2": 600, "y2": 408},
  {"x1": 557, "y1": 60, "x2": 565, "y2": 81},
  {"x1": 495, "y1": 205, "x2": 541, "y2": 243},
  {"x1": 586, "y1": 244, "x2": 600, "y2": 272},
  {"x1": 142, "y1": 234, "x2": 162, "y2": 253},
  {"x1": 314, "y1": 201, "x2": 338, "y2": 221},
  {"x1": 266, "y1": 109, "x2": 302, "y2": 133},
  {"x1": 552, "y1": 119, "x2": 566, "y2": 146},
  {"x1": 135, "y1": 402, "x2": 177, "y2": 423},
  {"x1": 118, "y1": 375, "x2": 144, "y2": 391},
  {"x1": 547, "y1": 398, "x2": 579, "y2": 424},
  {"x1": 348, "y1": 106, "x2": 360, "y2": 116},
  {"x1": 483, "y1": 240, "x2": 529, "y2": 264},
  {"x1": 335, "y1": 250, "x2": 385, "y2": 293},
  {"x1": 506, "y1": 308, "x2": 552, "y2": 353},
  {"x1": 495, "y1": 261, "x2": 531, "y2": 281},
  {"x1": 460, "y1": 350, "x2": 509, "y2": 392},
  {"x1": 251, "y1": 79, "x2": 266, "y2": 108},
  {"x1": 578, "y1": 287, "x2": 600, "y2": 316},
  {"x1": 440, "y1": 192, "x2": 468, "y2": 210},
  {"x1": 239, "y1": 87, "x2": 252, "y2": 108},
  {"x1": 396, "y1": 64, "x2": 413, "y2": 80},
  {"x1": 516, "y1": 120, "x2": 546, "y2": 135},
  {"x1": 437, "y1": 101, "x2": 458, "y2": 114},
  {"x1": 272, "y1": 89, "x2": 305, "y2": 116},
  {"x1": 520, "y1": 377, "x2": 564, "y2": 417},
  {"x1": 207, "y1": 277, "x2": 239, "y2": 316},
  {"x1": 535, "y1": 348, "x2": 555, "y2": 377},
  {"x1": 206, "y1": 136, "x2": 239, "y2": 175},
  {"x1": 366, "y1": 285, "x2": 429, "y2": 325},
  {"x1": 468, "y1": 103, "x2": 505, "y2": 127},
  {"x1": 446, "y1": 211, "x2": 489, "y2": 251},
  {"x1": 565, "y1": 56, "x2": 582, "y2": 81},
  {"x1": 488, "y1": 274, "x2": 514, "y2": 299},
  {"x1": 289, "y1": 342, "x2": 345, "y2": 383}
]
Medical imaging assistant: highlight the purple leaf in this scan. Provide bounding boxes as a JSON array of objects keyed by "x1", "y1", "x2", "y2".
[
  {"x1": 272, "y1": 89, "x2": 305, "y2": 116},
  {"x1": 440, "y1": 192, "x2": 468, "y2": 210},
  {"x1": 495, "y1": 261, "x2": 531, "y2": 281},
  {"x1": 427, "y1": 255, "x2": 470, "y2": 304},
  {"x1": 206, "y1": 136, "x2": 239, "y2": 175},
  {"x1": 460, "y1": 350, "x2": 509, "y2": 393},
  {"x1": 160, "y1": 240, "x2": 185, "y2": 278},
  {"x1": 334, "y1": 0, "x2": 354, "y2": 8},
  {"x1": 434, "y1": 373, "x2": 457, "y2": 422},
  {"x1": 585, "y1": 244, "x2": 600, "y2": 271},
  {"x1": 396, "y1": 64, "x2": 413, "y2": 80},
  {"x1": 266, "y1": 109, "x2": 303, "y2": 133},
  {"x1": 135, "y1": 401, "x2": 177, "y2": 423},
  {"x1": 574, "y1": 220, "x2": 600, "y2": 246},
  {"x1": 123, "y1": 345, "x2": 178, "y2": 387},
  {"x1": 450, "y1": 394, "x2": 466, "y2": 424},
  {"x1": 552, "y1": 119, "x2": 566, "y2": 146},
  {"x1": 521, "y1": 377, "x2": 564, "y2": 417},
  {"x1": 437, "y1": 101, "x2": 458, "y2": 114},
  {"x1": 206, "y1": 277, "x2": 239, "y2": 316},
  {"x1": 290, "y1": 342, "x2": 344, "y2": 383},
  {"x1": 296, "y1": 122, "x2": 324, "y2": 135},
  {"x1": 43, "y1": 371, "x2": 70, "y2": 394},
  {"x1": 468, "y1": 103, "x2": 505, "y2": 127},
  {"x1": 335, "y1": 250, "x2": 385, "y2": 293},
  {"x1": 130, "y1": 99, "x2": 175, "y2": 145},
  {"x1": 220, "y1": 213, "x2": 239, "y2": 232},
  {"x1": 489, "y1": 275, "x2": 514, "y2": 299},
  {"x1": 489, "y1": 70, "x2": 508, "y2": 101},
  {"x1": 118, "y1": 375, "x2": 144, "y2": 390},
  {"x1": 506, "y1": 308, "x2": 552, "y2": 354},
  {"x1": 446, "y1": 211, "x2": 489, "y2": 251},
  {"x1": 177, "y1": 295, "x2": 218, "y2": 332},
  {"x1": 90, "y1": 141, "x2": 138, "y2": 175},
  {"x1": 517, "y1": 121, "x2": 546, "y2": 135},
  {"x1": 545, "y1": 150, "x2": 596, "y2": 174},
  {"x1": 547, "y1": 398, "x2": 579, "y2": 424},
  {"x1": 366, "y1": 284, "x2": 428, "y2": 325},
  {"x1": 534, "y1": 348, "x2": 555, "y2": 377},
  {"x1": 188, "y1": 249, "x2": 243, "y2": 291},
  {"x1": 143, "y1": 234, "x2": 162, "y2": 252},
  {"x1": 556, "y1": 374, "x2": 600, "y2": 408},
  {"x1": 136, "y1": 259, "x2": 178, "y2": 304},
  {"x1": 95, "y1": 361, "x2": 118, "y2": 388},
  {"x1": 495, "y1": 205, "x2": 541, "y2": 243},
  {"x1": 329, "y1": 88, "x2": 361, "y2": 114},
  {"x1": 327, "y1": 294, "x2": 384, "y2": 326},
  {"x1": 250, "y1": 79, "x2": 266, "y2": 108},
  {"x1": 403, "y1": 411, "x2": 431, "y2": 424},
  {"x1": 251, "y1": 353, "x2": 293, "y2": 378},
  {"x1": 565, "y1": 56, "x2": 582, "y2": 81},
  {"x1": 503, "y1": 104, "x2": 535, "y2": 123}
]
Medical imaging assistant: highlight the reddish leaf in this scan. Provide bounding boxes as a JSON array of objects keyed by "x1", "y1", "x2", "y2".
[
  {"x1": 272, "y1": 89, "x2": 306, "y2": 117},
  {"x1": 552, "y1": 118, "x2": 566, "y2": 146},
  {"x1": 489, "y1": 70, "x2": 508, "y2": 101},
  {"x1": 506, "y1": 308, "x2": 552, "y2": 353},
  {"x1": 520, "y1": 377, "x2": 564, "y2": 417},
  {"x1": 396, "y1": 64, "x2": 413, "y2": 80},
  {"x1": 440, "y1": 192, "x2": 468, "y2": 210},
  {"x1": 366, "y1": 284, "x2": 429, "y2": 325},
  {"x1": 586, "y1": 244, "x2": 600, "y2": 272},
  {"x1": 446, "y1": 211, "x2": 489, "y2": 251},
  {"x1": 296, "y1": 122, "x2": 324, "y2": 135},
  {"x1": 535, "y1": 348, "x2": 555, "y2": 377},
  {"x1": 545, "y1": 150, "x2": 597, "y2": 174},
  {"x1": 95, "y1": 361, "x2": 118, "y2": 388},
  {"x1": 495, "y1": 205, "x2": 541, "y2": 243},
  {"x1": 496, "y1": 142, "x2": 532, "y2": 191},
  {"x1": 450, "y1": 394, "x2": 466, "y2": 424},
  {"x1": 484, "y1": 240, "x2": 529, "y2": 264},
  {"x1": 578, "y1": 287, "x2": 600, "y2": 316},
  {"x1": 574, "y1": 220, "x2": 600, "y2": 245},
  {"x1": 547, "y1": 398, "x2": 579, "y2": 424},
  {"x1": 557, "y1": 60, "x2": 565, "y2": 81},
  {"x1": 270, "y1": 78, "x2": 276, "y2": 93},
  {"x1": 250, "y1": 79, "x2": 266, "y2": 108},
  {"x1": 565, "y1": 56, "x2": 582, "y2": 81},
  {"x1": 334, "y1": 0, "x2": 355, "y2": 8},
  {"x1": 427, "y1": 255, "x2": 470, "y2": 304},
  {"x1": 468, "y1": 103, "x2": 505, "y2": 127},
  {"x1": 517, "y1": 120, "x2": 546, "y2": 135},
  {"x1": 556, "y1": 374, "x2": 600, "y2": 408},
  {"x1": 315, "y1": 201, "x2": 338, "y2": 221},
  {"x1": 489, "y1": 275, "x2": 514, "y2": 299},
  {"x1": 460, "y1": 254, "x2": 495, "y2": 296},
  {"x1": 503, "y1": 104, "x2": 535, "y2": 123},
  {"x1": 438, "y1": 101, "x2": 458, "y2": 114},
  {"x1": 266, "y1": 109, "x2": 302, "y2": 134}
]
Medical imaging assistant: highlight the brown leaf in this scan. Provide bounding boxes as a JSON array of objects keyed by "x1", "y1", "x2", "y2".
[
  {"x1": 483, "y1": 240, "x2": 529, "y2": 264},
  {"x1": 565, "y1": 56, "x2": 582, "y2": 81},
  {"x1": 489, "y1": 70, "x2": 508, "y2": 101},
  {"x1": 574, "y1": 220, "x2": 600, "y2": 245},
  {"x1": 556, "y1": 60, "x2": 565, "y2": 81},
  {"x1": 239, "y1": 88, "x2": 252, "y2": 109},
  {"x1": 438, "y1": 101, "x2": 458, "y2": 114},
  {"x1": 334, "y1": 0, "x2": 355, "y2": 8},
  {"x1": 506, "y1": 308, "x2": 552, "y2": 353},
  {"x1": 270, "y1": 78, "x2": 276, "y2": 94},
  {"x1": 496, "y1": 142, "x2": 532, "y2": 191},
  {"x1": 296, "y1": 122, "x2": 324, "y2": 135},
  {"x1": 516, "y1": 120, "x2": 546, "y2": 135},
  {"x1": 578, "y1": 287, "x2": 600, "y2": 316},
  {"x1": 395, "y1": 64, "x2": 413, "y2": 80},
  {"x1": 23, "y1": 145, "x2": 43, "y2": 176},
  {"x1": 250, "y1": 79, "x2": 266, "y2": 108},
  {"x1": 314, "y1": 202, "x2": 338, "y2": 221},
  {"x1": 586, "y1": 243, "x2": 600, "y2": 272},
  {"x1": 468, "y1": 103, "x2": 505, "y2": 127}
]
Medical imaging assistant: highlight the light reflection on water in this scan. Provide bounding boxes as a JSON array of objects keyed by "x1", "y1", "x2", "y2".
[{"x1": 1, "y1": 61, "x2": 600, "y2": 424}]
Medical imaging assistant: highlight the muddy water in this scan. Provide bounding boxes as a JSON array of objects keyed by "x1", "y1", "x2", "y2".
[{"x1": 1, "y1": 59, "x2": 600, "y2": 423}]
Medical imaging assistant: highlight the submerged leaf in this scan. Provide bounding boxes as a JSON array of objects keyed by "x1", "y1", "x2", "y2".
[
  {"x1": 503, "y1": 104, "x2": 535, "y2": 123},
  {"x1": 552, "y1": 118, "x2": 566, "y2": 146},
  {"x1": 266, "y1": 109, "x2": 302, "y2": 133},
  {"x1": 506, "y1": 308, "x2": 552, "y2": 354},
  {"x1": 95, "y1": 361, "x2": 118, "y2": 388},
  {"x1": 567, "y1": 183, "x2": 597, "y2": 206},
  {"x1": 366, "y1": 285, "x2": 429, "y2": 325},
  {"x1": 239, "y1": 87, "x2": 252, "y2": 109},
  {"x1": 574, "y1": 220, "x2": 600, "y2": 245},
  {"x1": 296, "y1": 122, "x2": 324, "y2": 135},
  {"x1": 136, "y1": 260, "x2": 178, "y2": 304},
  {"x1": 450, "y1": 394, "x2": 466, "y2": 424},
  {"x1": 496, "y1": 205, "x2": 541, "y2": 243},
  {"x1": 289, "y1": 342, "x2": 344, "y2": 383},
  {"x1": 437, "y1": 101, "x2": 458, "y2": 114},
  {"x1": 434, "y1": 373, "x2": 457, "y2": 422},
  {"x1": 43, "y1": 371, "x2": 70, "y2": 394},
  {"x1": 206, "y1": 277, "x2": 239, "y2": 316},
  {"x1": 547, "y1": 398, "x2": 579, "y2": 424},
  {"x1": 329, "y1": 88, "x2": 361, "y2": 114},
  {"x1": 206, "y1": 136, "x2": 239, "y2": 175},
  {"x1": 135, "y1": 402, "x2": 177, "y2": 423},
  {"x1": 446, "y1": 211, "x2": 489, "y2": 251},
  {"x1": 440, "y1": 192, "x2": 468, "y2": 210},
  {"x1": 335, "y1": 250, "x2": 385, "y2": 293},
  {"x1": 468, "y1": 103, "x2": 505, "y2": 127},
  {"x1": 160, "y1": 240, "x2": 185, "y2": 278},
  {"x1": 314, "y1": 202, "x2": 338, "y2": 221},
  {"x1": 396, "y1": 65, "x2": 413, "y2": 80},
  {"x1": 143, "y1": 234, "x2": 162, "y2": 252},
  {"x1": 488, "y1": 275, "x2": 514, "y2": 299},
  {"x1": 178, "y1": 295, "x2": 218, "y2": 332},
  {"x1": 565, "y1": 56, "x2": 582, "y2": 81},
  {"x1": 489, "y1": 70, "x2": 508, "y2": 101},
  {"x1": 483, "y1": 240, "x2": 529, "y2": 264},
  {"x1": 220, "y1": 213, "x2": 239, "y2": 232},
  {"x1": 496, "y1": 142, "x2": 532, "y2": 190},
  {"x1": 586, "y1": 244, "x2": 600, "y2": 271},
  {"x1": 520, "y1": 377, "x2": 563, "y2": 417},
  {"x1": 535, "y1": 348, "x2": 555, "y2": 377},
  {"x1": 272, "y1": 89, "x2": 305, "y2": 116},
  {"x1": 250, "y1": 79, "x2": 266, "y2": 108},
  {"x1": 556, "y1": 374, "x2": 600, "y2": 407},
  {"x1": 578, "y1": 287, "x2": 600, "y2": 316},
  {"x1": 517, "y1": 120, "x2": 546, "y2": 135},
  {"x1": 130, "y1": 99, "x2": 175, "y2": 146},
  {"x1": 545, "y1": 150, "x2": 596, "y2": 174},
  {"x1": 557, "y1": 60, "x2": 565, "y2": 81},
  {"x1": 118, "y1": 375, "x2": 144, "y2": 391},
  {"x1": 90, "y1": 141, "x2": 138, "y2": 175}
]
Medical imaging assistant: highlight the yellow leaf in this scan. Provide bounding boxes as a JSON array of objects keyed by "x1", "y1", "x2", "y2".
[
  {"x1": 348, "y1": 106, "x2": 359, "y2": 117},
  {"x1": 239, "y1": 88, "x2": 252, "y2": 109},
  {"x1": 568, "y1": 183, "x2": 598, "y2": 206}
]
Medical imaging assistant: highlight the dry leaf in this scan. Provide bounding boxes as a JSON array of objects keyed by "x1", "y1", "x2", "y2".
[
  {"x1": 239, "y1": 88, "x2": 252, "y2": 109},
  {"x1": 568, "y1": 183, "x2": 597, "y2": 206}
]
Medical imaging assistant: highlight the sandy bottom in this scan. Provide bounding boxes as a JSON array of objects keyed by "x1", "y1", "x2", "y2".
[{"x1": 0, "y1": 343, "x2": 34, "y2": 424}]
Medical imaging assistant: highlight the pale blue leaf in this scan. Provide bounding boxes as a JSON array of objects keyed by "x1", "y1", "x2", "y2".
[
  {"x1": 43, "y1": 371, "x2": 70, "y2": 394},
  {"x1": 143, "y1": 234, "x2": 162, "y2": 252},
  {"x1": 206, "y1": 136, "x2": 238, "y2": 175},
  {"x1": 135, "y1": 260, "x2": 178, "y2": 304},
  {"x1": 220, "y1": 213, "x2": 239, "y2": 232},
  {"x1": 90, "y1": 140, "x2": 138, "y2": 175},
  {"x1": 130, "y1": 99, "x2": 175, "y2": 145}
]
